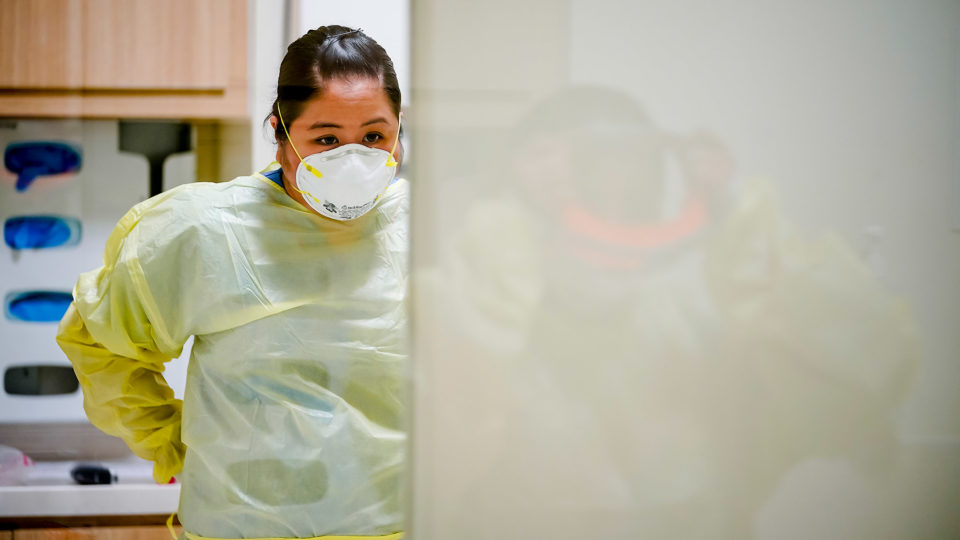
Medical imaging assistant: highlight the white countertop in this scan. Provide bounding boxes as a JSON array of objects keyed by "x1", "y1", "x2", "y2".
[
  {"x1": 0, "y1": 458, "x2": 180, "y2": 517},
  {"x1": 0, "y1": 483, "x2": 180, "y2": 517}
]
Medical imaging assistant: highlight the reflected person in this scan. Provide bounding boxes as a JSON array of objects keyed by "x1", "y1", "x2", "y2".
[{"x1": 436, "y1": 86, "x2": 919, "y2": 539}]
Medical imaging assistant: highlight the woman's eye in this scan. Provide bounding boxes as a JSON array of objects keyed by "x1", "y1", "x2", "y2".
[
  {"x1": 316, "y1": 136, "x2": 338, "y2": 145},
  {"x1": 363, "y1": 133, "x2": 384, "y2": 144}
]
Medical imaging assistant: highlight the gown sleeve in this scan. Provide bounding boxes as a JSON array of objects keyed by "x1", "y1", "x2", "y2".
[{"x1": 57, "y1": 199, "x2": 190, "y2": 484}]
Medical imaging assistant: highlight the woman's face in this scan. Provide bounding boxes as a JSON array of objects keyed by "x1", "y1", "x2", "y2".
[{"x1": 271, "y1": 76, "x2": 400, "y2": 213}]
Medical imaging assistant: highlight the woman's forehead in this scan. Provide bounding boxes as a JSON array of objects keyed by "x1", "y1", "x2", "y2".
[{"x1": 296, "y1": 78, "x2": 395, "y2": 127}]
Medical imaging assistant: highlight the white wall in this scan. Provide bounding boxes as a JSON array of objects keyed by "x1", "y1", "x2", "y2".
[
  {"x1": 247, "y1": 0, "x2": 287, "y2": 173},
  {"x1": 246, "y1": 0, "x2": 410, "y2": 174},
  {"x1": 293, "y1": 0, "x2": 410, "y2": 107}
]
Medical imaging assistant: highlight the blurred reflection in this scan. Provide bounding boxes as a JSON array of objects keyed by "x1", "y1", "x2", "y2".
[{"x1": 420, "y1": 86, "x2": 920, "y2": 538}]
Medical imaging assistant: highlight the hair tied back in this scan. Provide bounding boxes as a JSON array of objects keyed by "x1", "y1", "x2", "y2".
[{"x1": 330, "y1": 28, "x2": 363, "y2": 40}]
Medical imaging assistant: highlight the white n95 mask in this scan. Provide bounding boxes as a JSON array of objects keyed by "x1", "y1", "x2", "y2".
[
  {"x1": 278, "y1": 106, "x2": 400, "y2": 221},
  {"x1": 294, "y1": 144, "x2": 397, "y2": 220}
]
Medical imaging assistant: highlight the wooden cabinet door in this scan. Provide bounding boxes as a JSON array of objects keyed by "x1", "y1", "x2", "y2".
[
  {"x1": 82, "y1": 0, "x2": 233, "y2": 90},
  {"x1": 12, "y1": 526, "x2": 181, "y2": 540},
  {"x1": 0, "y1": 0, "x2": 237, "y2": 91},
  {"x1": 0, "y1": 0, "x2": 84, "y2": 88},
  {"x1": 0, "y1": 0, "x2": 247, "y2": 118}
]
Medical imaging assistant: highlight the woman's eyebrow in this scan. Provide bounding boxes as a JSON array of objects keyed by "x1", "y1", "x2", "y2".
[{"x1": 307, "y1": 118, "x2": 387, "y2": 130}]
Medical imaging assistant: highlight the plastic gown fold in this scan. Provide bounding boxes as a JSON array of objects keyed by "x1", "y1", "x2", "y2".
[{"x1": 57, "y1": 166, "x2": 409, "y2": 539}]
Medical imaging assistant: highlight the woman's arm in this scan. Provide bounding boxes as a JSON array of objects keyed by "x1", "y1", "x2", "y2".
[{"x1": 56, "y1": 204, "x2": 189, "y2": 484}]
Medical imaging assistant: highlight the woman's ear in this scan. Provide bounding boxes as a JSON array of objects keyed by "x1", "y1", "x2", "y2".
[{"x1": 270, "y1": 115, "x2": 284, "y2": 164}]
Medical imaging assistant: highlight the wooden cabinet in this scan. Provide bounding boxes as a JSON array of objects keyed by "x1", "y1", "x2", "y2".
[
  {"x1": 82, "y1": 0, "x2": 233, "y2": 91},
  {"x1": 2, "y1": 516, "x2": 182, "y2": 540},
  {"x1": 12, "y1": 526, "x2": 180, "y2": 540},
  {"x1": 0, "y1": 0, "x2": 84, "y2": 89},
  {"x1": 0, "y1": 0, "x2": 247, "y2": 119}
]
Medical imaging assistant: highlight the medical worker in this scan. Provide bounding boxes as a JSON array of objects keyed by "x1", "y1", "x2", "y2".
[{"x1": 57, "y1": 26, "x2": 408, "y2": 539}]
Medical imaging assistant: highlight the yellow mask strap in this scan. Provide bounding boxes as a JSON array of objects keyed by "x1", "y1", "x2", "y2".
[
  {"x1": 386, "y1": 112, "x2": 402, "y2": 167},
  {"x1": 278, "y1": 104, "x2": 323, "y2": 179}
]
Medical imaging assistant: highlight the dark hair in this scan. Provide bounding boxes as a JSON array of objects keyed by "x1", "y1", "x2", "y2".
[{"x1": 268, "y1": 25, "x2": 401, "y2": 142}]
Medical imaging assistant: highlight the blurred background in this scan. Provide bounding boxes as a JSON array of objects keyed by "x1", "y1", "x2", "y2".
[{"x1": 1, "y1": 0, "x2": 958, "y2": 538}]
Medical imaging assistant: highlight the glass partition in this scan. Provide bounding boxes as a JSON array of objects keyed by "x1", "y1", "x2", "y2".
[{"x1": 408, "y1": 1, "x2": 960, "y2": 538}]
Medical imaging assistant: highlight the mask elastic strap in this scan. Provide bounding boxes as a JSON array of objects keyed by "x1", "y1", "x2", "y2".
[
  {"x1": 278, "y1": 104, "x2": 323, "y2": 179},
  {"x1": 386, "y1": 112, "x2": 402, "y2": 167},
  {"x1": 278, "y1": 105, "x2": 327, "y2": 204}
]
